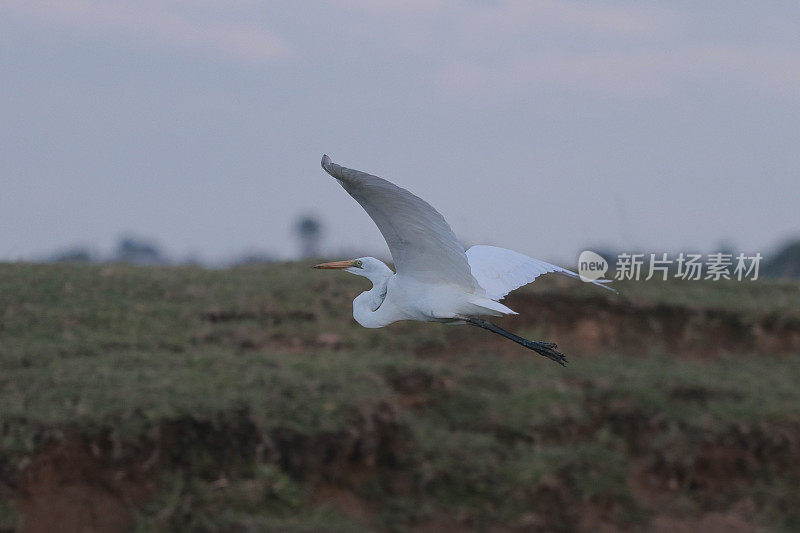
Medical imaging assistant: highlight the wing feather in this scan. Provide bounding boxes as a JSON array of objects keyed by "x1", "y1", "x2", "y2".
[
  {"x1": 467, "y1": 245, "x2": 617, "y2": 300},
  {"x1": 321, "y1": 155, "x2": 477, "y2": 289}
]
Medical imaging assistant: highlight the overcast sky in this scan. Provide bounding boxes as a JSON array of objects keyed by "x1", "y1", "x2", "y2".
[{"x1": 1, "y1": 1, "x2": 798, "y2": 264}]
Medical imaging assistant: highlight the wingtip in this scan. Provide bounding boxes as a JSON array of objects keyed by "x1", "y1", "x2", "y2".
[
  {"x1": 593, "y1": 279, "x2": 620, "y2": 294},
  {"x1": 321, "y1": 154, "x2": 339, "y2": 178}
]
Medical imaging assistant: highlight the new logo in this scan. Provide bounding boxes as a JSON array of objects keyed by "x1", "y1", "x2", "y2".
[{"x1": 578, "y1": 250, "x2": 609, "y2": 282}]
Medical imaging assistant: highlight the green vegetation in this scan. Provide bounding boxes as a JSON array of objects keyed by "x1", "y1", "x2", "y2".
[{"x1": 1, "y1": 262, "x2": 799, "y2": 531}]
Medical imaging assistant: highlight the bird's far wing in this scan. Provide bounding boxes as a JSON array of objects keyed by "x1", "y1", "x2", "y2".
[
  {"x1": 466, "y1": 245, "x2": 618, "y2": 300},
  {"x1": 321, "y1": 155, "x2": 477, "y2": 289}
]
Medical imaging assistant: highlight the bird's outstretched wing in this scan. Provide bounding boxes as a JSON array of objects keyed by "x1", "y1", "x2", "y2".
[
  {"x1": 321, "y1": 155, "x2": 477, "y2": 289},
  {"x1": 466, "y1": 245, "x2": 618, "y2": 300}
]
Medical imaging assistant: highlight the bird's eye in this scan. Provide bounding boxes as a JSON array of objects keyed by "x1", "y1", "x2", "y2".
[{"x1": 353, "y1": 260, "x2": 363, "y2": 268}]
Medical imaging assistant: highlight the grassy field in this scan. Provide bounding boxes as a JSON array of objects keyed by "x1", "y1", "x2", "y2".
[{"x1": 1, "y1": 262, "x2": 799, "y2": 532}]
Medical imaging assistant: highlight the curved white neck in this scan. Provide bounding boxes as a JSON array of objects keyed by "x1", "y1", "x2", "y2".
[{"x1": 352, "y1": 270, "x2": 393, "y2": 328}]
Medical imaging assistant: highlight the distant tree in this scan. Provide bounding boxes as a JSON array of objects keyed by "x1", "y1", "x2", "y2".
[
  {"x1": 48, "y1": 247, "x2": 92, "y2": 263},
  {"x1": 230, "y1": 250, "x2": 277, "y2": 266},
  {"x1": 717, "y1": 240, "x2": 737, "y2": 256},
  {"x1": 763, "y1": 239, "x2": 800, "y2": 279},
  {"x1": 114, "y1": 236, "x2": 165, "y2": 265},
  {"x1": 178, "y1": 254, "x2": 204, "y2": 267},
  {"x1": 294, "y1": 215, "x2": 323, "y2": 259}
]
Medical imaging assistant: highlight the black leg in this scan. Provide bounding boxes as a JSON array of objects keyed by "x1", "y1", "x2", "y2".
[{"x1": 465, "y1": 317, "x2": 568, "y2": 366}]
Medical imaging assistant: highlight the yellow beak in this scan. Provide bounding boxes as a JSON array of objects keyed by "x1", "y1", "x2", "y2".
[{"x1": 313, "y1": 260, "x2": 356, "y2": 270}]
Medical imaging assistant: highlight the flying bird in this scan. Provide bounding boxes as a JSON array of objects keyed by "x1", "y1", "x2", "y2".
[{"x1": 315, "y1": 155, "x2": 616, "y2": 366}]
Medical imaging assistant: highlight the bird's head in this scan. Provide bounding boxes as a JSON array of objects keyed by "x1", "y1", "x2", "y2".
[{"x1": 313, "y1": 257, "x2": 393, "y2": 281}]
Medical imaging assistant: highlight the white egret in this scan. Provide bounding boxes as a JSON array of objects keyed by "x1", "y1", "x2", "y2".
[{"x1": 315, "y1": 155, "x2": 616, "y2": 366}]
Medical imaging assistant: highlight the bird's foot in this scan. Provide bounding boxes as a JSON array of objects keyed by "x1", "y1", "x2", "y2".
[
  {"x1": 527, "y1": 340, "x2": 568, "y2": 367},
  {"x1": 463, "y1": 317, "x2": 568, "y2": 366}
]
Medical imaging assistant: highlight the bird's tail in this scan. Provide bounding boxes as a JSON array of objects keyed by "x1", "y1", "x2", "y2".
[{"x1": 464, "y1": 296, "x2": 518, "y2": 317}]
